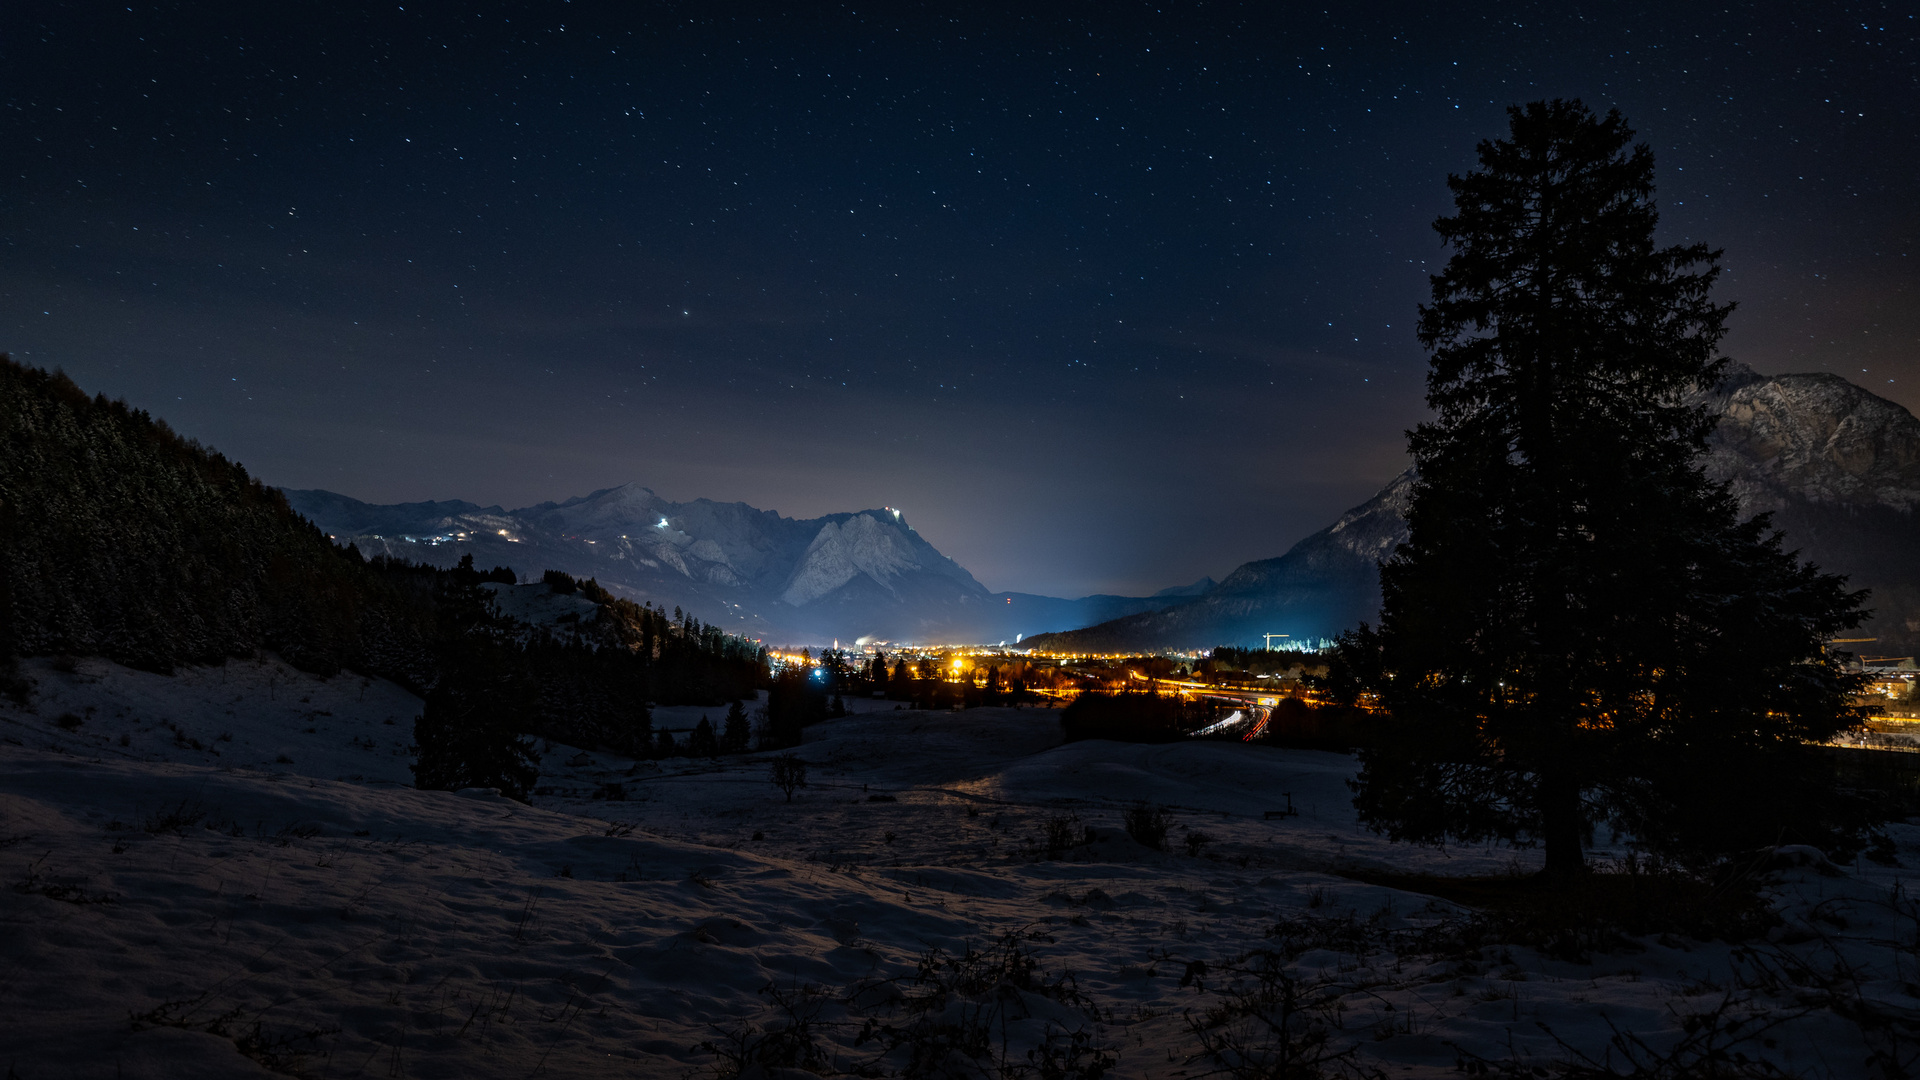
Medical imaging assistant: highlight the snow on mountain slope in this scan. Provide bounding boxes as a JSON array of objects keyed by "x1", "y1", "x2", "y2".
[
  {"x1": 4, "y1": 664, "x2": 1916, "y2": 1078},
  {"x1": 283, "y1": 487, "x2": 1160, "y2": 644},
  {"x1": 479, "y1": 580, "x2": 602, "y2": 629},
  {"x1": 516, "y1": 483, "x2": 816, "y2": 589},
  {"x1": 1704, "y1": 368, "x2": 1920, "y2": 514},
  {"x1": 1031, "y1": 369, "x2": 1920, "y2": 653},
  {"x1": 780, "y1": 512, "x2": 979, "y2": 606},
  {"x1": 278, "y1": 490, "x2": 498, "y2": 540}
]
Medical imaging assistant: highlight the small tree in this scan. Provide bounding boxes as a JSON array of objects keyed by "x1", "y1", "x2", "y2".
[
  {"x1": 688, "y1": 716, "x2": 719, "y2": 758},
  {"x1": 411, "y1": 676, "x2": 540, "y2": 802},
  {"x1": 768, "y1": 753, "x2": 808, "y2": 802},
  {"x1": 721, "y1": 699, "x2": 751, "y2": 753},
  {"x1": 412, "y1": 577, "x2": 540, "y2": 802}
]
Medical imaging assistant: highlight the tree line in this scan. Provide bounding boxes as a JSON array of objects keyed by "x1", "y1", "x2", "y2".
[{"x1": 0, "y1": 357, "x2": 770, "y2": 800}]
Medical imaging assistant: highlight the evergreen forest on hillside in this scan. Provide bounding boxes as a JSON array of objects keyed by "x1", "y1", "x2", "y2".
[{"x1": 0, "y1": 357, "x2": 770, "y2": 797}]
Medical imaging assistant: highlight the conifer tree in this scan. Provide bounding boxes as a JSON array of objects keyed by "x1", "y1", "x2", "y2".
[
  {"x1": 411, "y1": 666, "x2": 540, "y2": 801},
  {"x1": 411, "y1": 573, "x2": 540, "y2": 801},
  {"x1": 722, "y1": 699, "x2": 751, "y2": 753},
  {"x1": 1347, "y1": 100, "x2": 1871, "y2": 875},
  {"x1": 688, "y1": 716, "x2": 719, "y2": 758}
]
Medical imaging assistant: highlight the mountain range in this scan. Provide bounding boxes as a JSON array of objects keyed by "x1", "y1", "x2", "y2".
[
  {"x1": 290, "y1": 365, "x2": 1918, "y2": 657},
  {"x1": 283, "y1": 486, "x2": 1212, "y2": 646},
  {"x1": 1025, "y1": 365, "x2": 1920, "y2": 657}
]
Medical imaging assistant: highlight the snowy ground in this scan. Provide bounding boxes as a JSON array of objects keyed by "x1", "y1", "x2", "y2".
[{"x1": 3, "y1": 656, "x2": 1919, "y2": 1078}]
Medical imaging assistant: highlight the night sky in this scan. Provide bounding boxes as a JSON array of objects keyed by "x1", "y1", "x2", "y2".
[{"x1": 4, "y1": 3, "x2": 1915, "y2": 597}]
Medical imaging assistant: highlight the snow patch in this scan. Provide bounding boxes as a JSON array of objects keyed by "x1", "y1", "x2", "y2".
[{"x1": 780, "y1": 514, "x2": 924, "y2": 606}]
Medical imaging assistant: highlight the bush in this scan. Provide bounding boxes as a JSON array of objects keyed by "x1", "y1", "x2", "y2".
[
  {"x1": 1124, "y1": 802, "x2": 1173, "y2": 850},
  {"x1": 1044, "y1": 814, "x2": 1082, "y2": 859}
]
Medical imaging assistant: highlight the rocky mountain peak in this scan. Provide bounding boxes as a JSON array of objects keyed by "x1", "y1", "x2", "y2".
[
  {"x1": 780, "y1": 513, "x2": 926, "y2": 606},
  {"x1": 1705, "y1": 372, "x2": 1920, "y2": 514},
  {"x1": 1324, "y1": 468, "x2": 1416, "y2": 561}
]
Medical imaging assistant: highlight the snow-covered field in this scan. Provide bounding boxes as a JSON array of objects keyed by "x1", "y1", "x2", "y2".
[{"x1": 3, "y1": 655, "x2": 1918, "y2": 1078}]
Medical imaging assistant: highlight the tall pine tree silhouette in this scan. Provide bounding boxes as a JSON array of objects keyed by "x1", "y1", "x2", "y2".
[{"x1": 1347, "y1": 100, "x2": 1871, "y2": 876}]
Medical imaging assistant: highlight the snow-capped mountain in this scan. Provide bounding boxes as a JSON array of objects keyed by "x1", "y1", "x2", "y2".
[
  {"x1": 1027, "y1": 367, "x2": 1920, "y2": 655},
  {"x1": 284, "y1": 484, "x2": 1190, "y2": 645}
]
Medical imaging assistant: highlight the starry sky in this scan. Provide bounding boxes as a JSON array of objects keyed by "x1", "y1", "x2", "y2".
[{"x1": 4, "y1": 2, "x2": 1915, "y2": 597}]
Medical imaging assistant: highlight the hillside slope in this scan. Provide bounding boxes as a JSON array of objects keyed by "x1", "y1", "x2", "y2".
[{"x1": 0, "y1": 358, "x2": 434, "y2": 677}]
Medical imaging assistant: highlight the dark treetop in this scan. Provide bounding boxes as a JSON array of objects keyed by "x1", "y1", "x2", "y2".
[{"x1": 1343, "y1": 102, "x2": 1872, "y2": 873}]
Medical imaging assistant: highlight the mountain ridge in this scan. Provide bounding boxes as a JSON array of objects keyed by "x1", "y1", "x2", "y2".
[
  {"x1": 285, "y1": 484, "x2": 1193, "y2": 645},
  {"x1": 1024, "y1": 367, "x2": 1920, "y2": 656}
]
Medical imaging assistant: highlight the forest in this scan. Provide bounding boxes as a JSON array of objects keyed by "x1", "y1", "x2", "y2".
[{"x1": 0, "y1": 357, "x2": 768, "y2": 799}]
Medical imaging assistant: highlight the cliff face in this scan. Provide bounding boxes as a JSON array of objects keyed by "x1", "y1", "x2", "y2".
[
  {"x1": 1703, "y1": 369, "x2": 1920, "y2": 515},
  {"x1": 1026, "y1": 369, "x2": 1920, "y2": 655},
  {"x1": 1702, "y1": 370, "x2": 1920, "y2": 652}
]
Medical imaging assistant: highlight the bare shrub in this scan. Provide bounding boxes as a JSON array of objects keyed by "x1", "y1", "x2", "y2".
[
  {"x1": 697, "y1": 980, "x2": 836, "y2": 1078},
  {"x1": 141, "y1": 799, "x2": 208, "y2": 835},
  {"x1": 130, "y1": 993, "x2": 338, "y2": 1076},
  {"x1": 1184, "y1": 950, "x2": 1363, "y2": 1080},
  {"x1": 768, "y1": 753, "x2": 808, "y2": 802},
  {"x1": 852, "y1": 927, "x2": 1106, "y2": 1078},
  {"x1": 1124, "y1": 801, "x2": 1172, "y2": 850},
  {"x1": 1044, "y1": 813, "x2": 1082, "y2": 859}
]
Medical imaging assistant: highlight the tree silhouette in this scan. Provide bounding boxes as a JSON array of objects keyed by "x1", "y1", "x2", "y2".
[
  {"x1": 721, "y1": 699, "x2": 751, "y2": 753},
  {"x1": 688, "y1": 716, "x2": 719, "y2": 758},
  {"x1": 411, "y1": 579, "x2": 540, "y2": 801},
  {"x1": 768, "y1": 753, "x2": 808, "y2": 802},
  {"x1": 1347, "y1": 100, "x2": 1871, "y2": 876}
]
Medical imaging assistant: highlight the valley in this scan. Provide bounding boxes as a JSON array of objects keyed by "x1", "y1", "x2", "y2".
[{"x1": 6, "y1": 654, "x2": 1918, "y2": 1078}]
